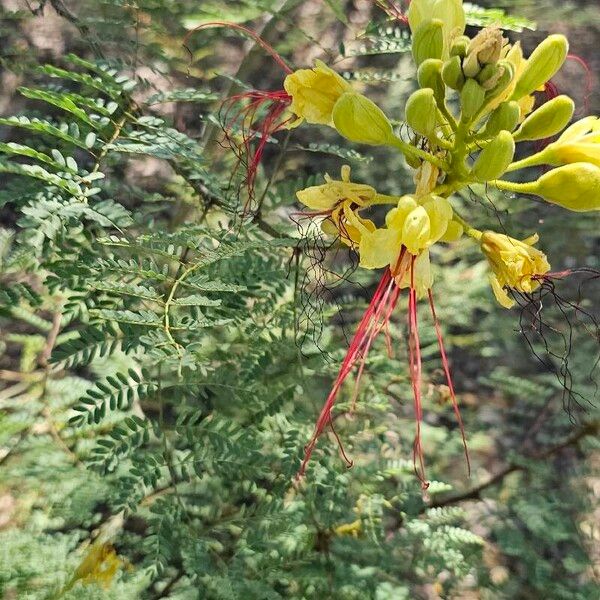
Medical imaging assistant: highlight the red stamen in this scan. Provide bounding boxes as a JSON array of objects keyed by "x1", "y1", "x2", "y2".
[
  {"x1": 428, "y1": 289, "x2": 470, "y2": 476},
  {"x1": 183, "y1": 21, "x2": 293, "y2": 74},
  {"x1": 567, "y1": 54, "x2": 593, "y2": 115},
  {"x1": 220, "y1": 90, "x2": 293, "y2": 205},
  {"x1": 407, "y1": 257, "x2": 429, "y2": 490},
  {"x1": 297, "y1": 253, "x2": 410, "y2": 479}
]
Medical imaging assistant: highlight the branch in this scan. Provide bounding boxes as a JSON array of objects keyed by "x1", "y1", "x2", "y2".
[{"x1": 427, "y1": 421, "x2": 599, "y2": 510}]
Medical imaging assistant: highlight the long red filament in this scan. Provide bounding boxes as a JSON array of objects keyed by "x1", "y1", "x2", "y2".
[
  {"x1": 428, "y1": 289, "x2": 470, "y2": 476},
  {"x1": 407, "y1": 257, "x2": 428, "y2": 489},
  {"x1": 183, "y1": 21, "x2": 293, "y2": 74},
  {"x1": 566, "y1": 54, "x2": 593, "y2": 115}
]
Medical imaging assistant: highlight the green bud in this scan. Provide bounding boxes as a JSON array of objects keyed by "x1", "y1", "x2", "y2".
[
  {"x1": 408, "y1": 0, "x2": 466, "y2": 58},
  {"x1": 511, "y1": 34, "x2": 569, "y2": 101},
  {"x1": 528, "y1": 162, "x2": 600, "y2": 211},
  {"x1": 442, "y1": 56, "x2": 465, "y2": 90},
  {"x1": 483, "y1": 101, "x2": 521, "y2": 137},
  {"x1": 405, "y1": 88, "x2": 438, "y2": 137},
  {"x1": 462, "y1": 52, "x2": 481, "y2": 79},
  {"x1": 332, "y1": 92, "x2": 395, "y2": 146},
  {"x1": 412, "y1": 19, "x2": 444, "y2": 66},
  {"x1": 477, "y1": 63, "x2": 504, "y2": 90},
  {"x1": 484, "y1": 61, "x2": 515, "y2": 103},
  {"x1": 513, "y1": 95, "x2": 575, "y2": 141},
  {"x1": 450, "y1": 35, "x2": 470, "y2": 58},
  {"x1": 418, "y1": 59, "x2": 445, "y2": 105},
  {"x1": 471, "y1": 130, "x2": 515, "y2": 182},
  {"x1": 460, "y1": 79, "x2": 486, "y2": 122}
]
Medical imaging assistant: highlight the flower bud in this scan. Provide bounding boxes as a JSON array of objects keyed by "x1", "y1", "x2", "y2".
[
  {"x1": 512, "y1": 95, "x2": 575, "y2": 142},
  {"x1": 418, "y1": 59, "x2": 445, "y2": 105},
  {"x1": 406, "y1": 88, "x2": 438, "y2": 137},
  {"x1": 332, "y1": 92, "x2": 395, "y2": 146},
  {"x1": 460, "y1": 79, "x2": 486, "y2": 122},
  {"x1": 408, "y1": 0, "x2": 466, "y2": 58},
  {"x1": 467, "y1": 27, "x2": 505, "y2": 65},
  {"x1": 477, "y1": 63, "x2": 504, "y2": 90},
  {"x1": 462, "y1": 52, "x2": 481, "y2": 79},
  {"x1": 471, "y1": 130, "x2": 515, "y2": 182},
  {"x1": 510, "y1": 34, "x2": 569, "y2": 101},
  {"x1": 450, "y1": 35, "x2": 470, "y2": 58},
  {"x1": 484, "y1": 61, "x2": 515, "y2": 103},
  {"x1": 412, "y1": 19, "x2": 444, "y2": 66},
  {"x1": 442, "y1": 56, "x2": 465, "y2": 90},
  {"x1": 483, "y1": 102, "x2": 521, "y2": 137},
  {"x1": 528, "y1": 162, "x2": 600, "y2": 212}
]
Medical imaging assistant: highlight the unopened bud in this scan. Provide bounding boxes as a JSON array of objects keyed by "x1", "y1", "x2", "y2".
[
  {"x1": 332, "y1": 92, "x2": 395, "y2": 146},
  {"x1": 461, "y1": 79, "x2": 486, "y2": 122},
  {"x1": 408, "y1": 0, "x2": 466, "y2": 58},
  {"x1": 471, "y1": 130, "x2": 515, "y2": 182},
  {"x1": 513, "y1": 95, "x2": 575, "y2": 141},
  {"x1": 418, "y1": 59, "x2": 445, "y2": 105},
  {"x1": 484, "y1": 61, "x2": 515, "y2": 103},
  {"x1": 450, "y1": 35, "x2": 470, "y2": 58},
  {"x1": 406, "y1": 88, "x2": 438, "y2": 137},
  {"x1": 477, "y1": 63, "x2": 503, "y2": 90},
  {"x1": 483, "y1": 102, "x2": 521, "y2": 137},
  {"x1": 468, "y1": 27, "x2": 505, "y2": 65},
  {"x1": 442, "y1": 56, "x2": 465, "y2": 90},
  {"x1": 462, "y1": 52, "x2": 481, "y2": 79},
  {"x1": 527, "y1": 162, "x2": 600, "y2": 212},
  {"x1": 412, "y1": 19, "x2": 444, "y2": 66},
  {"x1": 511, "y1": 34, "x2": 569, "y2": 101}
]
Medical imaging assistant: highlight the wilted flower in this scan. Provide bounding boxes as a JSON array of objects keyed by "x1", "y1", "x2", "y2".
[
  {"x1": 296, "y1": 165, "x2": 380, "y2": 246},
  {"x1": 480, "y1": 231, "x2": 551, "y2": 308}
]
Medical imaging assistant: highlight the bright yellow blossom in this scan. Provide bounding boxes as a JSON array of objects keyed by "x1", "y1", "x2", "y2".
[
  {"x1": 543, "y1": 116, "x2": 600, "y2": 168},
  {"x1": 480, "y1": 231, "x2": 551, "y2": 308},
  {"x1": 284, "y1": 60, "x2": 352, "y2": 125},
  {"x1": 344, "y1": 194, "x2": 453, "y2": 271}
]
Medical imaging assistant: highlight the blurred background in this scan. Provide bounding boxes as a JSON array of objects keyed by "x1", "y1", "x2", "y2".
[{"x1": 0, "y1": 1, "x2": 599, "y2": 598}]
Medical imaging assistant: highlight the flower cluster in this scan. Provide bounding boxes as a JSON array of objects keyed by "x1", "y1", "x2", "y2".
[{"x1": 217, "y1": 0, "x2": 599, "y2": 484}]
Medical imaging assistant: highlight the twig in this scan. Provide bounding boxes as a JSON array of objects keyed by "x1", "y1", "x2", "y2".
[{"x1": 426, "y1": 421, "x2": 599, "y2": 510}]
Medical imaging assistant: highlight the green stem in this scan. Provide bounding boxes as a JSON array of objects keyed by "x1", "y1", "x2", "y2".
[
  {"x1": 490, "y1": 178, "x2": 537, "y2": 194},
  {"x1": 389, "y1": 137, "x2": 448, "y2": 170},
  {"x1": 452, "y1": 212, "x2": 482, "y2": 241},
  {"x1": 505, "y1": 151, "x2": 549, "y2": 173}
]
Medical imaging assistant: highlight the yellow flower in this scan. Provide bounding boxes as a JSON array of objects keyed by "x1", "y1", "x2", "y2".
[
  {"x1": 296, "y1": 165, "x2": 376, "y2": 211},
  {"x1": 296, "y1": 165, "x2": 378, "y2": 246},
  {"x1": 543, "y1": 116, "x2": 600, "y2": 168},
  {"x1": 73, "y1": 542, "x2": 124, "y2": 590},
  {"x1": 480, "y1": 231, "x2": 551, "y2": 308},
  {"x1": 346, "y1": 194, "x2": 453, "y2": 271},
  {"x1": 284, "y1": 60, "x2": 352, "y2": 125}
]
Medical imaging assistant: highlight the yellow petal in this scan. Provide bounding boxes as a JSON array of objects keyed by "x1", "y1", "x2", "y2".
[
  {"x1": 489, "y1": 275, "x2": 515, "y2": 309},
  {"x1": 402, "y1": 206, "x2": 431, "y2": 254},
  {"x1": 422, "y1": 195, "x2": 453, "y2": 242},
  {"x1": 358, "y1": 227, "x2": 403, "y2": 269},
  {"x1": 439, "y1": 220, "x2": 464, "y2": 242}
]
